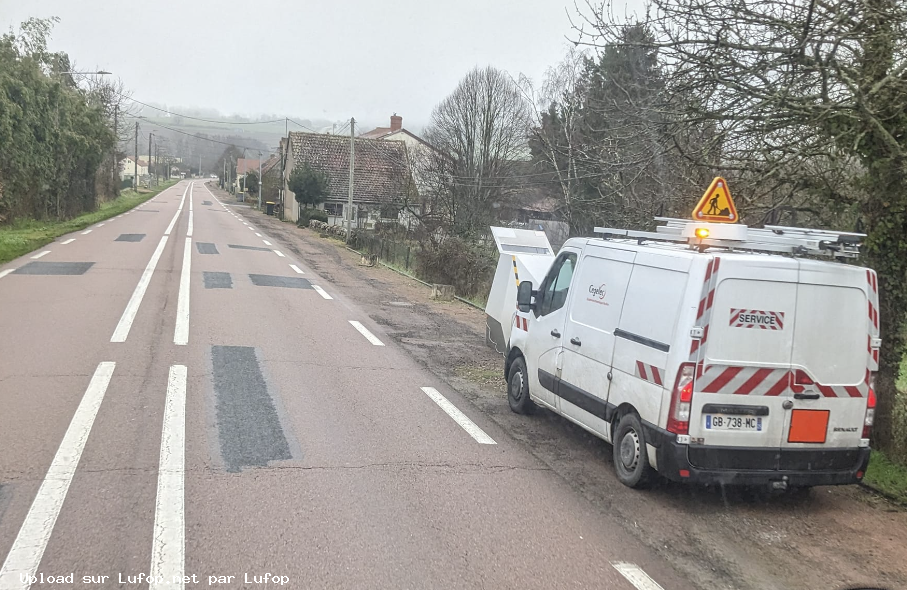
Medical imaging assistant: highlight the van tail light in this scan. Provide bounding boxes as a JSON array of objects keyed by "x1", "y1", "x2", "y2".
[
  {"x1": 667, "y1": 363, "x2": 695, "y2": 435},
  {"x1": 863, "y1": 374, "x2": 876, "y2": 439}
]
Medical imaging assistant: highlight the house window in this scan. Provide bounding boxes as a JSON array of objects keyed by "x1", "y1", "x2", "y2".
[{"x1": 324, "y1": 203, "x2": 343, "y2": 217}]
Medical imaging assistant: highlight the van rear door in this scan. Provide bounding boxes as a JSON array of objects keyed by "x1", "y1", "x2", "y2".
[
  {"x1": 688, "y1": 256, "x2": 798, "y2": 461},
  {"x1": 784, "y1": 260, "x2": 873, "y2": 456}
]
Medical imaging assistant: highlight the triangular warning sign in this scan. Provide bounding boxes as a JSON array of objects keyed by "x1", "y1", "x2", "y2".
[{"x1": 692, "y1": 177, "x2": 738, "y2": 223}]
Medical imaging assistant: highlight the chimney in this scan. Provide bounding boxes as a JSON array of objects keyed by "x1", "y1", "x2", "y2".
[{"x1": 390, "y1": 113, "x2": 402, "y2": 132}]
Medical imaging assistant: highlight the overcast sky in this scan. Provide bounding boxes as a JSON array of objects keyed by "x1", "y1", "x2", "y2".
[{"x1": 1, "y1": 0, "x2": 646, "y2": 128}]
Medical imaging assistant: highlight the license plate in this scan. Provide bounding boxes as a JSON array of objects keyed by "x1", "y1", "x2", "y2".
[{"x1": 705, "y1": 414, "x2": 763, "y2": 431}]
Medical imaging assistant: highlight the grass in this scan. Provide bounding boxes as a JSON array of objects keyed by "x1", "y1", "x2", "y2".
[
  {"x1": 864, "y1": 449, "x2": 907, "y2": 505},
  {"x1": 0, "y1": 181, "x2": 177, "y2": 264}
]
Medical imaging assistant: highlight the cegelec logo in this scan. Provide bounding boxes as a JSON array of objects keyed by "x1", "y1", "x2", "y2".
[{"x1": 587, "y1": 284, "x2": 609, "y2": 305}]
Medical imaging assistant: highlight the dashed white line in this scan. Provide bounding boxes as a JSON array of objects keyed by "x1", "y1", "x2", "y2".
[
  {"x1": 80, "y1": 229, "x2": 92, "y2": 235},
  {"x1": 0, "y1": 362, "x2": 116, "y2": 590},
  {"x1": 150, "y1": 365, "x2": 187, "y2": 590},
  {"x1": 263, "y1": 240, "x2": 272, "y2": 246},
  {"x1": 61, "y1": 239, "x2": 75, "y2": 245},
  {"x1": 248, "y1": 227, "x2": 255, "y2": 231},
  {"x1": 274, "y1": 250, "x2": 285, "y2": 257},
  {"x1": 111, "y1": 236, "x2": 169, "y2": 343},
  {"x1": 0, "y1": 269, "x2": 15, "y2": 279},
  {"x1": 31, "y1": 251, "x2": 50, "y2": 260},
  {"x1": 419, "y1": 387, "x2": 496, "y2": 445},
  {"x1": 312, "y1": 285, "x2": 332, "y2": 299},
  {"x1": 97, "y1": 223, "x2": 105, "y2": 227},
  {"x1": 611, "y1": 563, "x2": 665, "y2": 590},
  {"x1": 289, "y1": 264, "x2": 304, "y2": 274},
  {"x1": 173, "y1": 237, "x2": 192, "y2": 346},
  {"x1": 349, "y1": 320, "x2": 385, "y2": 346},
  {"x1": 255, "y1": 233, "x2": 262, "y2": 237}
]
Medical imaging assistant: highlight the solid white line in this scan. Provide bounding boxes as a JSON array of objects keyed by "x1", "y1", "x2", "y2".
[
  {"x1": 164, "y1": 186, "x2": 189, "y2": 236},
  {"x1": 263, "y1": 240, "x2": 272, "y2": 246},
  {"x1": 174, "y1": 238, "x2": 192, "y2": 346},
  {"x1": 150, "y1": 365, "x2": 187, "y2": 590},
  {"x1": 419, "y1": 387, "x2": 496, "y2": 445},
  {"x1": 61, "y1": 239, "x2": 75, "y2": 245},
  {"x1": 611, "y1": 563, "x2": 665, "y2": 590},
  {"x1": 312, "y1": 285, "x2": 332, "y2": 300},
  {"x1": 349, "y1": 320, "x2": 385, "y2": 346},
  {"x1": 80, "y1": 229, "x2": 92, "y2": 235},
  {"x1": 111, "y1": 236, "x2": 169, "y2": 342},
  {"x1": 274, "y1": 250, "x2": 285, "y2": 257},
  {"x1": 289, "y1": 264, "x2": 304, "y2": 274},
  {"x1": 0, "y1": 362, "x2": 116, "y2": 590},
  {"x1": 0, "y1": 269, "x2": 15, "y2": 279},
  {"x1": 30, "y1": 251, "x2": 50, "y2": 260},
  {"x1": 187, "y1": 184, "x2": 194, "y2": 237}
]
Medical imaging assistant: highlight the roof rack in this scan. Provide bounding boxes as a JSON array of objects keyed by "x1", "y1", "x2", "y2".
[{"x1": 593, "y1": 218, "x2": 864, "y2": 259}]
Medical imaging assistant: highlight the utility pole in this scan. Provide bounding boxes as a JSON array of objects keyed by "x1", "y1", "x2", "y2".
[
  {"x1": 199, "y1": 154, "x2": 202, "y2": 178},
  {"x1": 346, "y1": 117, "x2": 355, "y2": 243},
  {"x1": 112, "y1": 105, "x2": 118, "y2": 184},
  {"x1": 134, "y1": 121, "x2": 139, "y2": 190},
  {"x1": 148, "y1": 132, "x2": 153, "y2": 184},
  {"x1": 258, "y1": 152, "x2": 262, "y2": 210}
]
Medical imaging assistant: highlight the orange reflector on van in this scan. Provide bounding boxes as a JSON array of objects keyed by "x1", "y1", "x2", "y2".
[{"x1": 788, "y1": 409, "x2": 830, "y2": 444}]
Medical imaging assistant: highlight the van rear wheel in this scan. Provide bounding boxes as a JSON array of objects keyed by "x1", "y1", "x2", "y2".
[
  {"x1": 613, "y1": 413, "x2": 655, "y2": 488},
  {"x1": 507, "y1": 357, "x2": 535, "y2": 415}
]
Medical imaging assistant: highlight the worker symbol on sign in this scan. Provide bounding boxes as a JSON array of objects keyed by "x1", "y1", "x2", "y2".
[{"x1": 692, "y1": 177, "x2": 739, "y2": 223}]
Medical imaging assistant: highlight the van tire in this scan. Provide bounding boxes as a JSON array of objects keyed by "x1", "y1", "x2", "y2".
[
  {"x1": 507, "y1": 357, "x2": 535, "y2": 415},
  {"x1": 613, "y1": 413, "x2": 655, "y2": 488}
]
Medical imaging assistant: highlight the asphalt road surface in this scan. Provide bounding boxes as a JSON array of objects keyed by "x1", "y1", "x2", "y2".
[{"x1": 0, "y1": 181, "x2": 692, "y2": 590}]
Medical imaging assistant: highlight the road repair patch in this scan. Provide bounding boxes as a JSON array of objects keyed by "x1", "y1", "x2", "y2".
[
  {"x1": 115, "y1": 234, "x2": 145, "y2": 242},
  {"x1": 211, "y1": 346, "x2": 292, "y2": 472},
  {"x1": 197, "y1": 242, "x2": 219, "y2": 254},
  {"x1": 203, "y1": 272, "x2": 233, "y2": 289},
  {"x1": 202, "y1": 200, "x2": 212, "y2": 205},
  {"x1": 249, "y1": 275, "x2": 312, "y2": 289},
  {"x1": 13, "y1": 261, "x2": 94, "y2": 275}
]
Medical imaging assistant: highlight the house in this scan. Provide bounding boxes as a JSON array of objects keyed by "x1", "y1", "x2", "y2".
[
  {"x1": 260, "y1": 155, "x2": 281, "y2": 206},
  {"x1": 281, "y1": 131, "x2": 418, "y2": 228},
  {"x1": 360, "y1": 114, "x2": 430, "y2": 152},
  {"x1": 119, "y1": 156, "x2": 148, "y2": 180},
  {"x1": 234, "y1": 158, "x2": 262, "y2": 192}
]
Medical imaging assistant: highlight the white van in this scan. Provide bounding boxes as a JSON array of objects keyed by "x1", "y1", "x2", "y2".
[{"x1": 488, "y1": 219, "x2": 880, "y2": 489}]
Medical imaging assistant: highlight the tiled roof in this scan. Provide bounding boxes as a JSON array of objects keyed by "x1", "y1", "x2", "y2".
[
  {"x1": 359, "y1": 127, "x2": 391, "y2": 139},
  {"x1": 236, "y1": 158, "x2": 262, "y2": 175},
  {"x1": 261, "y1": 155, "x2": 280, "y2": 175},
  {"x1": 288, "y1": 131, "x2": 411, "y2": 204}
]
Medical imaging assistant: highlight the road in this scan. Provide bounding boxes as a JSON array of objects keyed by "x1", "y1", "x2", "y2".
[{"x1": 0, "y1": 180, "x2": 688, "y2": 589}]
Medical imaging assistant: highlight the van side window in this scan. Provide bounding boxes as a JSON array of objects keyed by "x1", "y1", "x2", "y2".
[{"x1": 538, "y1": 253, "x2": 577, "y2": 316}]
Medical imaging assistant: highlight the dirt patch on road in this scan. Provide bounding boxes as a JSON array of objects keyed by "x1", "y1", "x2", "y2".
[{"x1": 213, "y1": 184, "x2": 907, "y2": 590}]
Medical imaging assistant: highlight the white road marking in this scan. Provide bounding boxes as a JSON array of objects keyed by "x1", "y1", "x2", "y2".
[
  {"x1": 263, "y1": 240, "x2": 272, "y2": 246},
  {"x1": 61, "y1": 239, "x2": 75, "y2": 245},
  {"x1": 97, "y1": 223, "x2": 105, "y2": 227},
  {"x1": 0, "y1": 269, "x2": 15, "y2": 279},
  {"x1": 187, "y1": 183, "x2": 194, "y2": 238},
  {"x1": 30, "y1": 251, "x2": 50, "y2": 260},
  {"x1": 150, "y1": 365, "x2": 187, "y2": 590},
  {"x1": 312, "y1": 285, "x2": 332, "y2": 300},
  {"x1": 0, "y1": 362, "x2": 116, "y2": 590},
  {"x1": 80, "y1": 229, "x2": 92, "y2": 235},
  {"x1": 274, "y1": 250, "x2": 285, "y2": 257},
  {"x1": 611, "y1": 563, "x2": 665, "y2": 590},
  {"x1": 174, "y1": 237, "x2": 192, "y2": 346},
  {"x1": 255, "y1": 233, "x2": 262, "y2": 237},
  {"x1": 419, "y1": 387, "x2": 496, "y2": 445},
  {"x1": 242, "y1": 222, "x2": 248, "y2": 225},
  {"x1": 349, "y1": 320, "x2": 385, "y2": 346},
  {"x1": 289, "y1": 264, "x2": 304, "y2": 274},
  {"x1": 248, "y1": 227, "x2": 255, "y2": 231},
  {"x1": 111, "y1": 236, "x2": 169, "y2": 343}
]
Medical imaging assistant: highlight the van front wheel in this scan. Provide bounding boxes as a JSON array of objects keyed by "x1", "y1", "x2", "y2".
[
  {"x1": 613, "y1": 413, "x2": 655, "y2": 488},
  {"x1": 507, "y1": 357, "x2": 535, "y2": 415}
]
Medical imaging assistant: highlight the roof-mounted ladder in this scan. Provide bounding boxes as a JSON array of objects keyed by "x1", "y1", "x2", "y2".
[{"x1": 593, "y1": 217, "x2": 864, "y2": 259}]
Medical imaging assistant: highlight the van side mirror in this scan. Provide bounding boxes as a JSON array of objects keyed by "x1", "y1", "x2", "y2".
[{"x1": 517, "y1": 281, "x2": 534, "y2": 313}]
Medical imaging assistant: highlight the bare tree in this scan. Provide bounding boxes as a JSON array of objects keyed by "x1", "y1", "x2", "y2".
[
  {"x1": 574, "y1": 0, "x2": 907, "y2": 455},
  {"x1": 421, "y1": 66, "x2": 532, "y2": 236}
]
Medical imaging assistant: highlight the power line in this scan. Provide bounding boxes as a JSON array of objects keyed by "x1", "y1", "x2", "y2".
[{"x1": 124, "y1": 115, "x2": 273, "y2": 153}]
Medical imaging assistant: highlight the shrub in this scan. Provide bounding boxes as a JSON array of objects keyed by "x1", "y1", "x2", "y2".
[
  {"x1": 415, "y1": 237, "x2": 496, "y2": 298},
  {"x1": 297, "y1": 208, "x2": 328, "y2": 226}
]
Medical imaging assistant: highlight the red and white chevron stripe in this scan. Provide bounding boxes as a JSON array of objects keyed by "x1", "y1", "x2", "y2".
[
  {"x1": 690, "y1": 257, "x2": 721, "y2": 366},
  {"x1": 635, "y1": 361, "x2": 664, "y2": 386},
  {"x1": 513, "y1": 314, "x2": 529, "y2": 332},
  {"x1": 696, "y1": 365, "x2": 869, "y2": 398}
]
